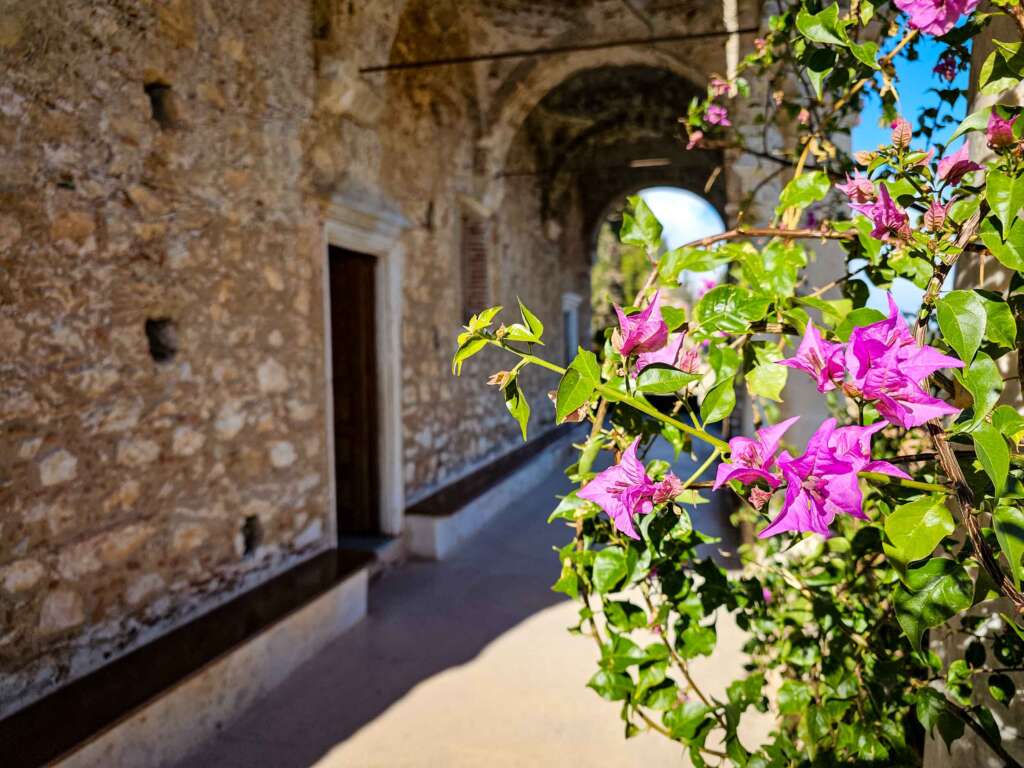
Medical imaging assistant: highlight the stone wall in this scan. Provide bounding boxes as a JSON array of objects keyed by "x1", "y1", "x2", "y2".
[
  {"x1": 0, "y1": 0, "x2": 329, "y2": 716},
  {"x1": 0, "y1": 0, "x2": 757, "y2": 719}
]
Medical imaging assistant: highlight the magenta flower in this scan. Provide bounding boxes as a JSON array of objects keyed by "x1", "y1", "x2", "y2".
[
  {"x1": 837, "y1": 173, "x2": 875, "y2": 204},
  {"x1": 759, "y1": 419, "x2": 861, "y2": 538},
  {"x1": 677, "y1": 345, "x2": 701, "y2": 374},
  {"x1": 851, "y1": 184, "x2": 911, "y2": 242},
  {"x1": 937, "y1": 145, "x2": 982, "y2": 185},
  {"x1": 778, "y1": 322, "x2": 845, "y2": 393},
  {"x1": 578, "y1": 438, "x2": 680, "y2": 539},
  {"x1": 614, "y1": 291, "x2": 669, "y2": 356},
  {"x1": 705, "y1": 104, "x2": 731, "y2": 126},
  {"x1": 862, "y1": 367, "x2": 962, "y2": 428},
  {"x1": 987, "y1": 111, "x2": 1019, "y2": 150},
  {"x1": 893, "y1": 0, "x2": 978, "y2": 35},
  {"x1": 709, "y1": 77, "x2": 732, "y2": 97},
  {"x1": 762, "y1": 587, "x2": 774, "y2": 604},
  {"x1": 635, "y1": 332, "x2": 685, "y2": 376},
  {"x1": 843, "y1": 295, "x2": 963, "y2": 428},
  {"x1": 686, "y1": 129, "x2": 704, "y2": 150},
  {"x1": 714, "y1": 416, "x2": 799, "y2": 490},
  {"x1": 933, "y1": 51, "x2": 958, "y2": 82},
  {"x1": 827, "y1": 421, "x2": 911, "y2": 480}
]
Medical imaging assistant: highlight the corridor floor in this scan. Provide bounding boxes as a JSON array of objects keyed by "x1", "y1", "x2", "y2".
[{"x1": 177, "y1": 443, "x2": 771, "y2": 767}]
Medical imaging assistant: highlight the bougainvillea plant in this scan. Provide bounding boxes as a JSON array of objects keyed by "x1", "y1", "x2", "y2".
[{"x1": 453, "y1": 1, "x2": 1024, "y2": 764}]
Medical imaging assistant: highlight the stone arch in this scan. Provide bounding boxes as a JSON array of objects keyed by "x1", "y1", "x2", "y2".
[{"x1": 483, "y1": 46, "x2": 709, "y2": 175}]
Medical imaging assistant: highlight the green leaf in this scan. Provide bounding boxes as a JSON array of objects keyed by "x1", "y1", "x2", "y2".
[
  {"x1": 504, "y1": 322, "x2": 543, "y2": 344},
  {"x1": 778, "y1": 680, "x2": 813, "y2": 715},
  {"x1": 637, "y1": 364, "x2": 700, "y2": 395},
  {"x1": 556, "y1": 350, "x2": 600, "y2": 423},
  {"x1": 587, "y1": 669, "x2": 633, "y2": 701},
  {"x1": 949, "y1": 106, "x2": 992, "y2": 143},
  {"x1": 989, "y1": 673, "x2": 1016, "y2": 706},
  {"x1": 986, "y1": 170, "x2": 1024, "y2": 233},
  {"x1": 915, "y1": 687, "x2": 965, "y2": 750},
  {"x1": 994, "y1": 501, "x2": 1024, "y2": 588},
  {"x1": 452, "y1": 337, "x2": 487, "y2": 375},
  {"x1": 956, "y1": 353, "x2": 1003, "y2": 429},
  {"x1": 678, "y1": 622, "x2": 716, "y2": 659},
  {"x1": 592, "y1": 547, "x2": 628, "y2": 593},
  {"x1": 979, "y1": 293, "x2": 1017, "y2": 348},
  {"x1": 643, "y1": 680, "x2": 679, "y2": 711},
  {"x1": 884, "y1": 496, "x2": 954, "y2": 564},
  {"x1": 980, "y1": 217, "x2": 1024, "y2": 272},
  {"x1": 547, "y1": 491, "x2": 595, "y2": 523},
  {"x1": 517, "y1": 298, "x2": 544, "y2": 339},
  {"x1": 621, "y1": 195, "x2": 663, "y2": 249},
  {"x1": 503, "y1": 376, "x2": 531, "y2": 440},
  {"x1": 701, "y1": 380, "x2": 736, "y2": 425},
  {"x1": 695, "y1": 286, "x2": 771, "y2": 334},
  {"x1": 664, "y1": 700, "x2": 712, "y2": 740},
  {"x1": 661, "y1": 305, "x2": 687, "y2": 332},
  {"x1": 973, "y1": 421, "x2": 1010, "y2": 497},
  {"x1": 847, "y1": 39, "x2": 879, "y2": 69},
  {"x1": 895, "y1": 558, "x2": 974, "y2": 652},
  {"x1": 936, "y1": 290, "x2": 987, "y2": 363},
  {"x1": 993, "y1": 405, "x2": 1024, "y2": 444},
  {"x1": 605, "y1": 600, "x2": 648, "y2": 631},
  {"x1": 775, "y1": 171, "x2": 831, "y2": 218},
  {"x1": 660, "y1": 246, "x2": 732, "y2": 283},
  {"x1": 746, "y1": 345, "x2": 787, "y2": 402},
  {"x1": 795, "y1": 4, "x2": 846, "y2": 46}
]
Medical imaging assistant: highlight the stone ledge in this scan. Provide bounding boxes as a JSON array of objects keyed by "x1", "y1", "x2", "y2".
[{"x1": 405, "y1": 427, "x2": 582, "y2": 560}]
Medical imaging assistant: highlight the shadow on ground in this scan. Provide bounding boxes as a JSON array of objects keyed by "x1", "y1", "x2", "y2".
[{"x1": 177, "y1": 439, "x2": 737, "y2": 767}]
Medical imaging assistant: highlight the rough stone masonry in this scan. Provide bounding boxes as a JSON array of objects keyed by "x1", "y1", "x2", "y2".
[{"x1": 0, "y1": 0, "x2": 759, "y2": 720}]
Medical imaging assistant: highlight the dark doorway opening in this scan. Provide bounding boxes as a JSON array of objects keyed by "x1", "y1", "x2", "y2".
[{"x1": 328, "y1": 246, "x2": 381, "y2": 538}]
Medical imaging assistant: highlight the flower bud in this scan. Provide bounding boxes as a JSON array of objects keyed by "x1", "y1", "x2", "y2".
[
  {"x1": 987, "y1": 111, "x2": 1019, "y2": 150},
  {"x1": 488, "y1": 371, "x2": 512, "y2": 388},
  {"x1": 923, "y1": 199, "x2": 947, "y2": 232},
  {"x1": 890, "y1": 117, "x2": 912, "y2": 149}
]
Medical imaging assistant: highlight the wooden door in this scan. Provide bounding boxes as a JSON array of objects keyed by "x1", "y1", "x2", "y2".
[{"x1": 328, "y1": 246, "x2": 381, "y2": 537}]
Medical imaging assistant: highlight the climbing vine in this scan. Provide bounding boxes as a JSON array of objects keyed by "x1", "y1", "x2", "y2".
[{"x1": 453, "y1": 0, "x2": 1024, "y2": 764}]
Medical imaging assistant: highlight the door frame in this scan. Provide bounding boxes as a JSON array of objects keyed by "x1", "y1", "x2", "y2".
[{"x1": 322, "y1": 194, "x2": 407, "y2": 539}]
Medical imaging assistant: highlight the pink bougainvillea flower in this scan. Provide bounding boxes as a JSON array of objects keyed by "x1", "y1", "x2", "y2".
[
  {"x1": 709, "y1": 76, "x2": 732, "y2": 97},
  {"x1": 635, "y1": 332, "x2": 685, "y2": 376},
  {"x1": 987, "y1": 111, "x2": 1019, "y2": 149},
  {"x1": 677, "y1": 345, "x2": 701, "y2": 374},
  {"x1": 754, "y1": 37, "x2": 767, "y2": 53},
  {"x1": 705, "y1": 104, "x2": 731, "y2": 126},
  {"x1": 827, "y1": 421, "x2": 911, "y2": 480},
  {"x1": 778, "y1": 322, "x2": 845, "y2": 392},
  {"x1": 937, "y1": 144, "x2": 982, "y2": 185},
  {"x1": 862, "y1": 367, "x2": 962, "y2": 428},
  {"x1": 762, "y1": 587, "x2": 774, "y2": 604},
  {"x1": 924, "y1": 199, "x2": 948, "y2": 232},
  {"x1": 837, "y1": 173, "x2": 875, "y2": 204},
  {"x1": 759, "y1": 419, "x2": 860, "y2": 538},
  {"x1": 851, "y1": 184, "x2": 911, "y2": 241},
  {"x1": 844, "y1": 295, "x2": 962, "y2": 389},
  {"x1": 714, "y1": 416, "x2": 799, "y2": 490},
  {"x1": 614, "y1": 290, "x2": 669, "y2": 356},
  {"x1": 891, "y1": 117, "x2": 913, "y2": 148},
  {"x1": 933, "y1": 50, "x2": 958, "y2": 82},
  {"x1": 893, "y1": 0, "x2": 979, "y2": 36},
  {"x1": 653, "y1": 473, "x2": 684, "y2": 504},
  {"x1": 578, "y1": 438, "x2": 657, "y2": 539},
  {"x1": 686, "y1": 129, "x2": 704, "y2": 150},
  {"x1": 797, "y1": 108, "x2": 811, "y2": 125}
]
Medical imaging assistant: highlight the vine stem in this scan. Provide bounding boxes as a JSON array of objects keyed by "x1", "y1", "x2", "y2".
[
  {"x1": 681, "y1": 449, "x2": 721, "y2": 491},
  {"x1": 490, "y1": 343, "x2": 733, "y2": 453},
  {"x1": 911, "y1": 209, "x2": 1024, "y2": 615}
]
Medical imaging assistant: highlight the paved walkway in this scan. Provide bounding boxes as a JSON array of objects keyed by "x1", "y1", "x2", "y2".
[{"x1": 178, "y1": 443, "x2": 771, "y2": 767}]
